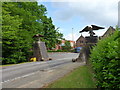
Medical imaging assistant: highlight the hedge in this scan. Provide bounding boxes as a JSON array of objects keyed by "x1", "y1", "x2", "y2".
[{"x1": 90, "y1": 27, "x2": 120, "y2": 89}]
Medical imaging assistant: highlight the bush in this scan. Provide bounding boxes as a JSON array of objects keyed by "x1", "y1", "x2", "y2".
[
  {"x1": 2, "y1": 51, "x2": 27, "y2": 64},
  {"x1": 90, "y1": 28, "x2": 120, "y2": 89},
  {"x1": 61, "y1": 41, "x2": 72, "y2": 51},
  {"x1": 48, "y1": 49, "x2": 68, "y2": 52},
  {"x1": 56, "y1": 49, "x2": 64, "y2": 52}
]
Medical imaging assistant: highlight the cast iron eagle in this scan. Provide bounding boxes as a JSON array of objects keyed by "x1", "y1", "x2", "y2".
[{"x1": 79, "y1": 25, "x2": 105, "y2": 36}]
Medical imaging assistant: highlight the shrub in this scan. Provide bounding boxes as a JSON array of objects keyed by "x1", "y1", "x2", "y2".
[{"x1": 90, "y1": 28, "x2": 120, "y2": 89}]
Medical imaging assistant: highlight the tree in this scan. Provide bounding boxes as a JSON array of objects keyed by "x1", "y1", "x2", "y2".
[
  {"x1": 41, "y1": 16, "x2": 63, "y2": 49},
  {"x1": 2, "y1": 2, "x2": 63, "y2": 64},
  {"x1": 2, "y1": 2, "x2": 25, "y2": 64},
  {"x1": 62, "y1": 41, "x2": 72, "y2": 51}
]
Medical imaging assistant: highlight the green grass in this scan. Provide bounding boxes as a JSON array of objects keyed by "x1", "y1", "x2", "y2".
[{"x1": 48, "y1": 65, "x2": 96, "y2": 88}]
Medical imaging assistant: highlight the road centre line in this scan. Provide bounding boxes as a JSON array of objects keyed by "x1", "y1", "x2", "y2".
[
  {"x1": 1, "y1": 71, "x2": 40, "y2": 84},
  {"x1": 1, "y1": 58, "x2": 73, "y2": 83}
]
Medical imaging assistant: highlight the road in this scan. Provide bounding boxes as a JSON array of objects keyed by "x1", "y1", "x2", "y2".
[{"x1": 2, "y1": 52, "x2": 85, "y2": 88}]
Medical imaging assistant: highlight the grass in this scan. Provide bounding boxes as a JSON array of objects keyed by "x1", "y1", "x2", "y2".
[{"x1": 48, "y1": 65, "x2": 96, "y2": 88}]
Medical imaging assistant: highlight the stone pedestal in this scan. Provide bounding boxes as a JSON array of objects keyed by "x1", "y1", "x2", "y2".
[
  {"x1": 85, "y1": 36, "x2": 98, "y2": 44},
  {"x1": 72, "y1": 36, "x2": 98, "y2": 63},
  {"x1": 33, "y1": 41, "x2": 49, "y2": 61}
]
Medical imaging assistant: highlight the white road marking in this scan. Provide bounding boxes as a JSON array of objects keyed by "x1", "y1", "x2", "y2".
[
  {"x1": 1, "y1": 68, "x2": 55, "y2": 84},
  {"x1": 1, "y1": 57, "x2": 73, "y2": 84},
  {"x1": 1, "y1": 71, "x2": 39, "y2": 84}
]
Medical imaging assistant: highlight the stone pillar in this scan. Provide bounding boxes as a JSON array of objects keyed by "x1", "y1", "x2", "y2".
[
  {"x1": 33, "y1": 40, "x2": 49, "y2": 61},
  {"x1": 33, "y1": 34, "x2": 49, "y2": 61}
]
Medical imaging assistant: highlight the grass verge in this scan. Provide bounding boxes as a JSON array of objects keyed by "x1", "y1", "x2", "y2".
[{"x1": 47, "y1": 65, "x2": 96, "y2": 88}]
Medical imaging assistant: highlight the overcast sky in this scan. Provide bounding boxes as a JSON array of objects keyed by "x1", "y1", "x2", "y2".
[{"x1": 38, "y1": 0, "x2": 119, "y2": 41}]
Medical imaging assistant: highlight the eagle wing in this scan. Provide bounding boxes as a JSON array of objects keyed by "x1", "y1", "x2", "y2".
[
  {"x1": 91, "y1": 25, "x2": 105, "y2": 30},
  {"x1": 79, "y1": 26, "x2": 91, "y2": 33}
]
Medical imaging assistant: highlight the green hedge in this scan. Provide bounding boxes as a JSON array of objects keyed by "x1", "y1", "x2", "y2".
[
  {"x1": 48, "y1": 49, "x2": 73, "y2": 52},
  {"x1": 48, "y1": 49, "x2": 64, "y2": 52},
  {"x1": 90, "y1": 28, "x2": 120, "y2": 89}
]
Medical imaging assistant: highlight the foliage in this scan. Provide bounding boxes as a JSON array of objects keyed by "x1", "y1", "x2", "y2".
[
  {"x1": 41, "y1": 17, "x2": 63, "y2": 49},
  {"x1": 62, "y1": 41, "x2": 72, "y2": 51},
  {"x1": 48, "y1": 49, "x2": 71, "y2": 52},
  {"x1": 90, "y1": 28, "x2": 120, "y2": 89},
  {"x1": 48, "y1": 49, "x2": 64, "y2": 52},
  {"x1": 2, "y1": 2, "x2": 63, "y2": 64}
]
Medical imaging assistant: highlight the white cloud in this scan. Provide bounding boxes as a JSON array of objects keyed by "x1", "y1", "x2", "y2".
[
  {"x1": 64, "y1": 33, "x2": 79, "y2": 41},
  {"x1": 64, "y1": 28, "x2": 108, "y2": 41},
  {"x1": 64, "y1": 32, "x2": 93, "y2": 41},
  {"x1": 59, "y1": 25, "x2": 108, "y2": 41},
  {"x1": 40, "y1": 0, "x2": 119, "y2": 41},
  {"x1": 51, "y1": 0, "x2": 119, "y2": 27},
  {"x1": 50, "y1": 0, "x2": 119, "y2": 40}
]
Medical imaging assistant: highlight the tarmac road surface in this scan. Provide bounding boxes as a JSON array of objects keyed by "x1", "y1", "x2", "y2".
[{"x1": 1, "y1": 52, "x2": 85, "y2": 88}]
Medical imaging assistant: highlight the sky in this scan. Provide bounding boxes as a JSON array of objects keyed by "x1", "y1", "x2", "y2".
[{"x1": 38, "y1": 0, "x2": 119, "y2": 41}]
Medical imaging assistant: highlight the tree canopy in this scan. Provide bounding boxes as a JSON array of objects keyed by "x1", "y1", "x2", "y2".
[
  {"x1": 2, "y1": 2, "x2": 63, "y2": 64},
  {"x1": 62, "y1": 41, "x2": 72, "y2": 51}
]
